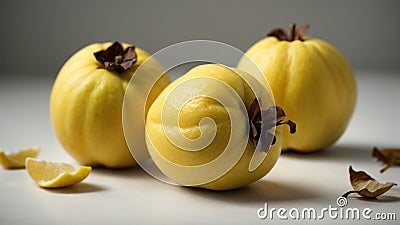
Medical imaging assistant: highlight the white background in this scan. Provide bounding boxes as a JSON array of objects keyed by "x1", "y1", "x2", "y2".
[{"x1": 1, "y1": 70, "x2": 399, "y2": 225}]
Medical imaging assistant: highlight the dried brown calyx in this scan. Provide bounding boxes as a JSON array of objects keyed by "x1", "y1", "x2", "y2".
[
  {"x1": 267, "y1": 23, "x2": 310, "y2": 42},
  {"x1": 248, "y1": 98, "x2": 296, "y2": 152},
  {"x1": 94, "y1": 42, "x2": 137, "y2": 73}
]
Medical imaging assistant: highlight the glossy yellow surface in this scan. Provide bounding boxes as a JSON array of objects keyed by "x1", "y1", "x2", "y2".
[
  {"x1": 238, "y1": 37, "x2": 357, "y2": 152},
  {"x1": 50, "y1": 42, "x2": 170, "y2": 168}
]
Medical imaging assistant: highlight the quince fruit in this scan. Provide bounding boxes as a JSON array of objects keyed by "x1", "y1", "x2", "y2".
[
  {"x1": 238, "y1": 24, "x2": 356, "y2": 152},
  {"x1": 145, "y1": 64, "x2": 295, "y2": 190},
  {"x1": 50, "y1": 42, "x2": 170, "y2": 168}
]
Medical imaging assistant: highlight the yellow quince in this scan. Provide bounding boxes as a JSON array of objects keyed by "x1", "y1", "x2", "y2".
[
  {"x1": 50, "y1": 42, "x2": 170, "y2": 168},
  {"x1": 238, "y1": 24, "x2": 357, "y2": 152},
  {"x1": 145, "y1": 64, "x2": 295, "y2": 190}
]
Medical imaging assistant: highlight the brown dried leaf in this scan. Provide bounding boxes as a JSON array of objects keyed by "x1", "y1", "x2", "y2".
[
  {"x1": 248, "y1": 98, "x2": 296, "y2": 153},
  {"x1": 342, "y1": 166, "x2": 397, "y2": 199},
  {"x1": 372, "y1": 147, "x2": 400, "y2": 173},
  {"x1": 294, "y1": 24, "x2": 310, "y2": 41}
]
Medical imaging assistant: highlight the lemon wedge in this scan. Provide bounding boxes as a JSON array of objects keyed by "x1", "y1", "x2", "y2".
[
  {"x1": 0, "y1": 146, "x2": 40, "y2": 169},
  {"x1": 25, "y1": 158, "x2": 91, "y2": 188}
]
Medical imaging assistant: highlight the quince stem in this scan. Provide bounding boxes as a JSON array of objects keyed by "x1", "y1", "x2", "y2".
[{"x1": 289, "y1": 23, "x2": 296, "y2": 41}]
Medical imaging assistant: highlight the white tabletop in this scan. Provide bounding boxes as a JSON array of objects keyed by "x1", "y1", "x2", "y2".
[{"x1": 1, "y1": 70, "x2": 399, "y2": 225}]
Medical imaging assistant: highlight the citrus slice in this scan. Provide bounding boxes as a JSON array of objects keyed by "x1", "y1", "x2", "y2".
[
  {"x1": 25, "y1": 158, "x2": 91, "y2": 188},
  {"x1": 0, "y1": 146, "x2": 40, "y2": 169}
]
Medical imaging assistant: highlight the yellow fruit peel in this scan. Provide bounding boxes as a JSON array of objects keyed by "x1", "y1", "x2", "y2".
[
  {"x1": 25, "y1": 158, "x2": 91, "y2": 188},
  {"x1": 0, "y1": 146, "x2": 40, "y2": 169}
]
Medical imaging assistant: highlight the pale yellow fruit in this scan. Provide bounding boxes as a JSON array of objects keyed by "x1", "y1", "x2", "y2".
[
  {"x1": 0, "y1": 146, "x2": 40, "y2": 169},
  {"x1": 50, "y1": 42, "x2": 170, "y2": 168},
  {"x1": 146, "y1": 64, "x2": 282, "y2": 190},
  {"x1": 238, "y1": 25, "x2": 356, "y2": 152},
  {"x1": 25, "y1": 158, "x2": 91, "y2": 188}
]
